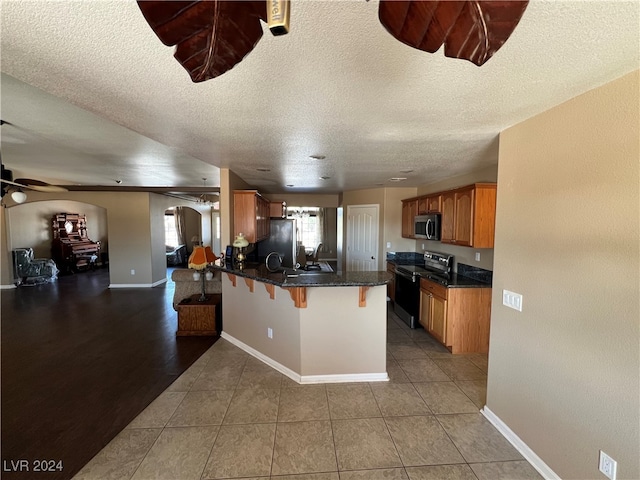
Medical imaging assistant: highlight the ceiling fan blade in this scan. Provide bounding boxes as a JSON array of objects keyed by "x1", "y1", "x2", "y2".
[
  {"x1": 137, "y1": 0, "x2": 267, "y2": 82},
  {"x1": 13, "y1": 178, "x2": 69, "y2": 193},
  {"x1": 378, "y1": 0, "x2": 529, "y2": 66}
]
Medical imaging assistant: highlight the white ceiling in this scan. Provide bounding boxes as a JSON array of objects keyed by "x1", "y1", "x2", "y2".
[{"x1": 1, "y1": 0, "x2": 638, "y2": 194}]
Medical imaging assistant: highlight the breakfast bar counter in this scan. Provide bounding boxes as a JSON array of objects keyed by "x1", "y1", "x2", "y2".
[{"x1": 215, "y1": 263, "x2": 392, "y2": 384}]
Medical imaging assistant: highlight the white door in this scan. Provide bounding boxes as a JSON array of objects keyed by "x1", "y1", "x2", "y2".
[{"x1": 346, "y1": 204, "x2": 379, "y2": 271}]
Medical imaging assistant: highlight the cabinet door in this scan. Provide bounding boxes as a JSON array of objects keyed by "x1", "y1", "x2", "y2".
[
  {"x1": 429, "y1": 294, "x2": 448, "y2": 344},
  {"x1": 419, "y1": 290, "x2": 431, "y2": 330},
  {"x1": 234, "y1": 191, "x2": 258, "y2": 243},
  {"x1": 454, "y1": 188, "x2": 474, "y2": 246},
  {"x1": 270, "y1": 201, "x2": 286, "y2": 218},
  {"x1": 401, "y1": 201, "x2": 415, "y2": 238},
  {"x1": 418, "y1": 197, "x2": 428, "y2": 215},
  {"x1": 427, "y1": 195, "x2": 442, "y2": 213},
  {"x1": 440, "y1": 192, "x2": 455, "y2": 243}
]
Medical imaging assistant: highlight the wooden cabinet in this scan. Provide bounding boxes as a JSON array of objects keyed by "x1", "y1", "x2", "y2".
[
  {"x1": 234, "y1": 190, "x2": 271, "y2": 244},
  {"x1": 453, "y1": 187, "x2": 474, "y2": 246},
  {"x1": 440, "y1": 183, "x2": 496, "y2": 248},
  {"x1": 401, "y1": 199, "x2": 418, "y2": 238},
  {"x1": 269, "y1": 201, "x2": 287, "y2": 218},
  {"x1": 402, "y1": 183, "x2": 496, "y2": 247},
  {"x1": 176, "y1": 294, "x2": 219, "y2": 336},
  {"x1": 419, "y1": 281, "x2": 448, "y2": 344},
  {"x1": 386, "y1": 262, "x2": 396, "y2": 303},
  {"x1": 419, "y1": 278, "x2": 492, "y2": 354},
  {"x1": 440, "y1": 192, "x2": 455, "y2": 243},
  {"x1": 418, "y1": 197, "x2": 428, "y2": 215},
  {"x1": 427, "y1": 195, "x2": 442, "y2": 213},
  {"x1": 418, "y1": 195, "x2": 442, "y2": 214}
]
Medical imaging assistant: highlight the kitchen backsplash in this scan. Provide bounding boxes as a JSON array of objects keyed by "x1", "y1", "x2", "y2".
[
  {"x1": 386, "y1": 252, "x2": 424, "y2": 264},
  {"x1": 457, "y1": 263, "x2": 493, "y2": 284},
  {"x1": 387, "y1": 252, "x2": 493, "y2": 284}
]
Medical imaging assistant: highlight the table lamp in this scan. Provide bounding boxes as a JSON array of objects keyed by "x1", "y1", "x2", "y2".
[
  {"x1": 232, "y1": 233, "x2": 249, "y2": 268},
  {"x1": 188, "y1": 245, "x2": 217, "y2": 301}
]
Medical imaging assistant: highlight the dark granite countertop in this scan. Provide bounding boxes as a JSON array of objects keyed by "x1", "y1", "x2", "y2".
[
  {"x1": 215, "y1": 262, "x2": 392, "y2": 288},
  {"x1": 419, "y1": 272, "x2": 491, "y2": 288},
  {"x1": 387, "y1": 253, "x2": 492, "y2": 288}
]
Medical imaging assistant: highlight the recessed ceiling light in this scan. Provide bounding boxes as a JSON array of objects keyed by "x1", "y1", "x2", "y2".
[
  {"x1": 389, "y1": 177, "x2": 407, "y2": 182},
  {"x1": 400, "y1": 169, "x2": 414, "y2": 174},
  {"x1": 256, "y1": 168, "x2": 271, "y2": 172},
  {"x1": 319, "y1": 176, "x2": 331, "y2": 180},
  {"x1": 309, "y1": 155, "x2": 326, "y2": 160}
]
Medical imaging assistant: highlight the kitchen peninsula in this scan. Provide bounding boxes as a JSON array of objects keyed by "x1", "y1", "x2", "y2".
[{"x1": 216, "y1": 262, "x2": 392, "y2": 384}]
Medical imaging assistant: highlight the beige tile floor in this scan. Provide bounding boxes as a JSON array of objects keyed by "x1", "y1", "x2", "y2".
[{"x1": 74, "y1": 306, "x2": 543, "y2": 480}]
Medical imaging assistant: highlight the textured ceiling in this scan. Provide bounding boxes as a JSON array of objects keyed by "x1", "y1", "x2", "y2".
[{"x1": 1, "y1": 0, "x2": 638, "y2": 193}]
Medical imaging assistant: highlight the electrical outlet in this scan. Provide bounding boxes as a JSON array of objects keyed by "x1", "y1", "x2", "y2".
[
  {"x1": 502, "y1": 290, "x2": 523, "y2": 311},
  {"x1": 267, "y1": 327, "x2": 273, "y2": 339},
  {"x1": 130, "y1": 269, "x2": 135, "y2": 275},
  {"x1": 422, "y1": 243, "x2": 425, "y2": 249},
  {"x1": 386, "y1": 242, "x2": 391, "y2": 248},
  {"x1": 475, "y1": 252, "x2": 481, "y2": 261},
  {"x1": 599, "y1": 451, "x2": 617, "y2": 480}
]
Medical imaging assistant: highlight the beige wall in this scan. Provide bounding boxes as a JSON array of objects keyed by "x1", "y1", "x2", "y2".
[
  {"x1": 1, "y1": 191, "x2": 213, "y2": 287},
  {"x1": 299, "y1": 286, "x2": 386, "y2": 376},
  {"x1": 488, "y1": 71, "x2": 639, "y2": 479},
  {"x1": 221, "y1": 275, "x2": 387, "y2": 379},
  {"x1": 415, "y1": 165, "x2": 498, "y2": 271},
  {"x1": 5, "y1": 200, "x2": 108, "y2": 259},
  {"x1": 383, "y1": 187, "x2": 420, "y2": 255},
  {"x1": 222, "y1": 274, "x2": 302, "y2": 373}
]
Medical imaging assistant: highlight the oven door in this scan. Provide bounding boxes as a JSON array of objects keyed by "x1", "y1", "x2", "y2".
[{"x1": 394, "y1": 269, "x2": 420, "y2": 328}]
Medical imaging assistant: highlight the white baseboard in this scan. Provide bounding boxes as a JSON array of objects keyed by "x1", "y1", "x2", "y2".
[
  {"x1": 221, "y1": 332, "x2": 301, "y2": 383},
  {"x1": 300, "y1": 372, "x2": 389, "y2": 384},
  {"x1": 482, "y1": 406, "x2": 560, "y2": 480},
  {"x1": 109, "y1": 278, "x2": 167, "y2": 288},
  {"x1": 221, "y1": 332, "x2": 389, "y2": 385},
  {"x1": 0, "y1": 284, "x2": 17, "y2": 290}
]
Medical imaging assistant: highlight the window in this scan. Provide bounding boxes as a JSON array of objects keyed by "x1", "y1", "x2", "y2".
[
  {"x1": 287, "y1": 207, "x2": 321, "y2": 248},
  {"x1": 164, "y1": 213, "x2": 179, "y2": 247}
]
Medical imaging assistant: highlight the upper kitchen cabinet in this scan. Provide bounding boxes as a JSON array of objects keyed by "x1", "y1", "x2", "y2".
[
  {"x1": 401, "y1": 199, "x2": 418, "y2": 238},
  {"x1": 426, "y1": 194, "x2": 442, "y2": 213},
  {"x1": 234, "y1": 190, "x2": 271, "y2": 244},
  {"x1": 441, "y1": 183, "x2": 497, "y2": 248},
  {"x1": 418, "y1": 195, "x2": 443, "y2": 215},
  {"x1": 269, "y1": 201, "x2": 287, "y2": 218}
]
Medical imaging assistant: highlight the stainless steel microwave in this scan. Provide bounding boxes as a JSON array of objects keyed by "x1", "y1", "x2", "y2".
[{"x1": 414, "y1": 214, "x2": 441, "y2": 240}]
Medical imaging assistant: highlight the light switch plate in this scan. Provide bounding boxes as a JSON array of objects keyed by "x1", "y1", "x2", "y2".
[{"x1": 503, "y1": 290, "x2": 523, "y2": 311}]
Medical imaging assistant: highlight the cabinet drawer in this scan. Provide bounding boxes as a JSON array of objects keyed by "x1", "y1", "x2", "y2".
[{"x1": 420, "y1": 278, "x2": 447, "y2": 299}]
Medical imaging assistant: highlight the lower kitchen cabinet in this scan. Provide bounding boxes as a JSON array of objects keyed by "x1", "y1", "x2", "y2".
[{"x1": 419, "y1": 278, "x2": 491, "y2": 354}]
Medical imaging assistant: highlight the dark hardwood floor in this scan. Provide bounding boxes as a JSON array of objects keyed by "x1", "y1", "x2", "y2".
[{"x1": 1, "y1": 268, "x2": 217, "y2": 480}]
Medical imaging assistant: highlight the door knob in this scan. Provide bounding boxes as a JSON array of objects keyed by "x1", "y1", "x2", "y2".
[{"x1": 371, "y1": 256, "x2": 375, "y2": 260}]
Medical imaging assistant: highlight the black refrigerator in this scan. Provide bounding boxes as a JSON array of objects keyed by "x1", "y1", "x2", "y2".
[{"x1": 256, "y1": 218, "x2": 297, "y2": 268}]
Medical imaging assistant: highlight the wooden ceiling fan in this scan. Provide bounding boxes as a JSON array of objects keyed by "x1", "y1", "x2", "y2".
[{"x1": 137, "y1": 0, "x2": 529, "y2": 83}]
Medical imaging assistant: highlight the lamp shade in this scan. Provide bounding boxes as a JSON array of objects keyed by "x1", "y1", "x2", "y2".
[
  {"x1": 11, "y1": 190, "x2": 27, "y2": 204},
  {"x1": 188, "y1": 246, "x2": 208, "y2": 270},
  {"x1": 204, "y1": 246, "x2": 217, "y2": 263},
  {"x1": 232, "y1": 233, "x2": 249, "y2": 248}
]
